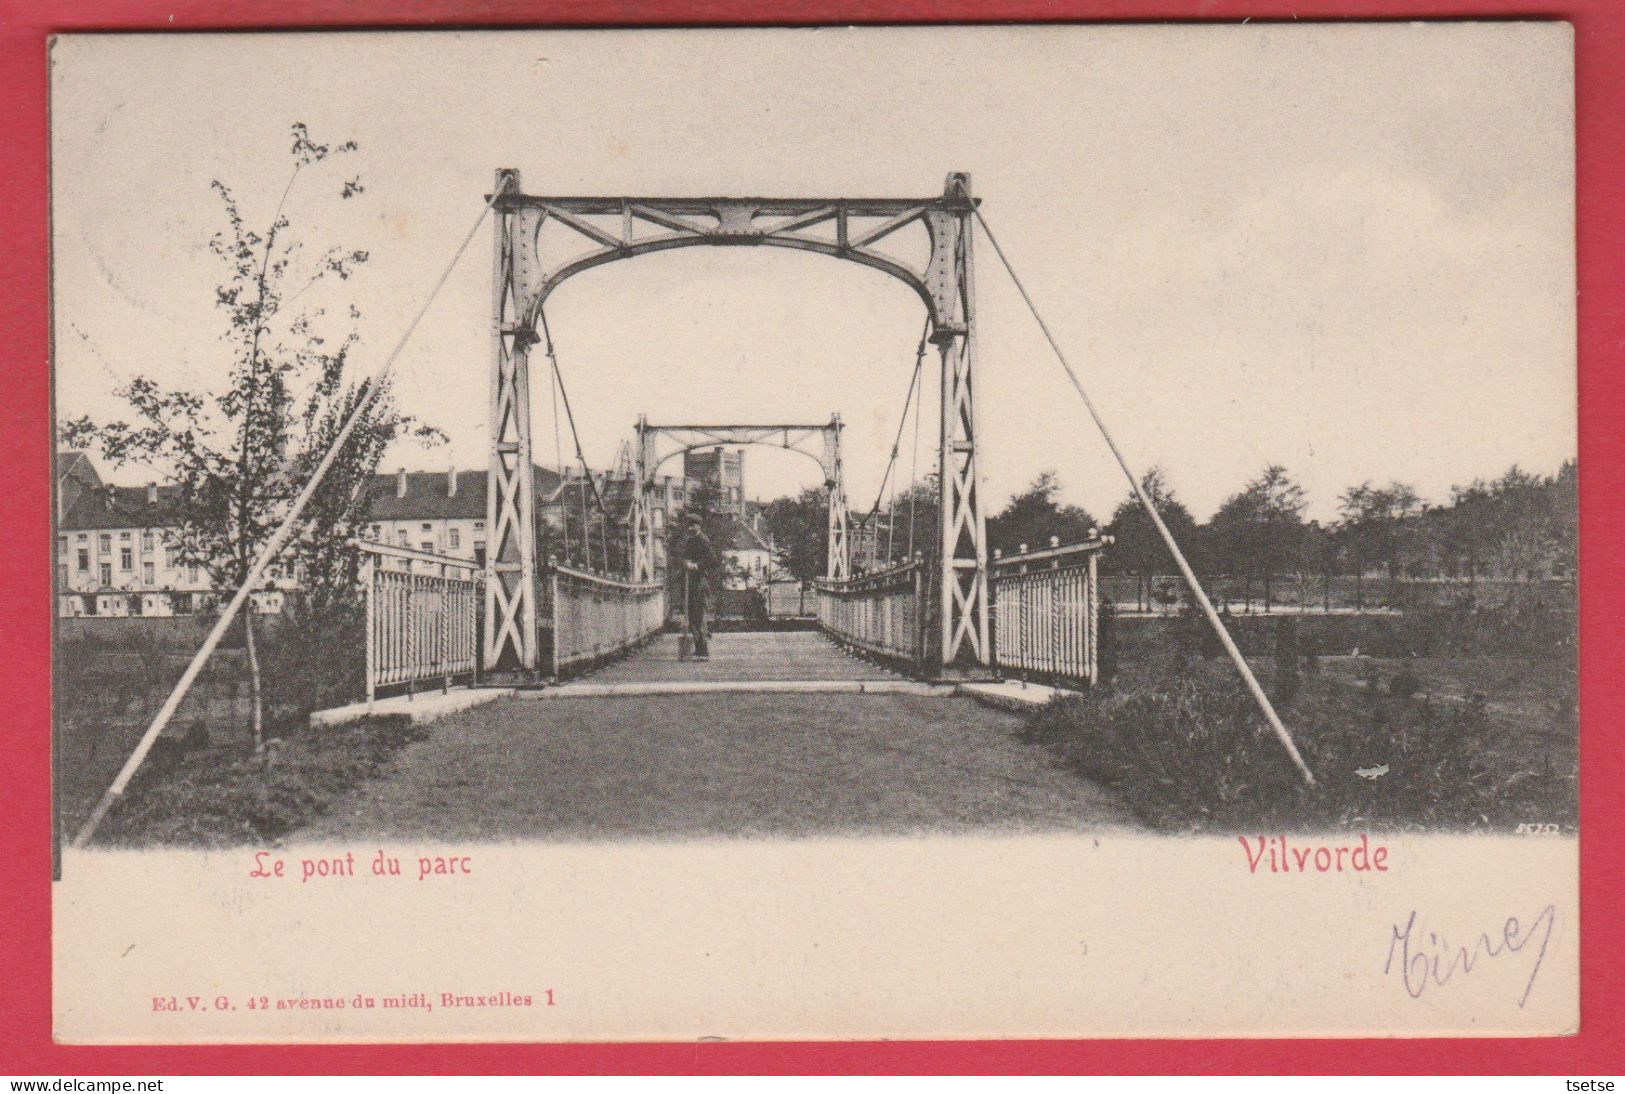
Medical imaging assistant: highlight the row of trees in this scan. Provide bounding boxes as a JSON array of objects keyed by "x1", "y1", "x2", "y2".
[
  {"x1": 1095, "y1": 461, "x2": 1576, "y2": 603},
  {"x1": 758, "y1": 460, "x2": 1578, "y2": 601}
]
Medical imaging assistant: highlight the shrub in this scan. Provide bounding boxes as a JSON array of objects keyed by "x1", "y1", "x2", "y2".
[
  {"x1": 1022, "y1": 654, "x2": 1562, "y2": 833},
  {"x1": 1275, "y1": 618, "x2": 1301, "y2": 703},
  {"x1": 1388, "y1": 664, "x2": 1422, "y2": 700},
  {"x1": 1095, "y1": 597, "x2": 1119, "y2": 686}
]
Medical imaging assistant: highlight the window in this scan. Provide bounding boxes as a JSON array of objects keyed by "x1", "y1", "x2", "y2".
[
  {"x1": 76, "y1": 549, "x2": 89, "y2": 573},
  {"x1": 58, "y1": 563, "x2": 68, "y2": 589},
  {"x1": 397, "y1": 530, "x2": 409, "y2": 547},
  {"x1": 473, "y1": 544, "x2": 487, "y2": 567},
  {"x1": 370, "y1": 524, "x2": 381, "y2": 540},
  {"x1": 421, "y1": 541, "x2": 434, "y2": 553},
  {"x1": 99, "y1": 562, "x2": 111, "y2": 586},
  {"x1": 449, "y1": 528, "x2": 461, "y2": 549},
  {"x1": 141, "y1": 532, "x2": 154, "y2": 552},
  {"x1": 120, "y1": 531, "x2": 131, "y2": 541},
  {"x1": 421, "y1": 522, "x2": 432, "y2": 532},
  {"x1": 187, "y1": 564, "x2": 200, "y2": 584},
  {"x1": 143, "y1": 562, "x2": 155, "y2": 585},
  {"x1": 120, "y1": 548, "x2": 133, "y2": 570},
  {"x1": 474, "y1": 521, "x2": 484, "y2": 531},
  {"x1": 76, "y1": 532, "x2": 87, "y2": 542},
  {"x1": 98, "y1": 534, "x2": 111, "y2": 553}
]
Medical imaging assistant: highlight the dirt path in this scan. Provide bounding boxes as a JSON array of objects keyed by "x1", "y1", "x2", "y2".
[{"x1": 297, "y1": 692, "x2": 1136, "y2": 842}]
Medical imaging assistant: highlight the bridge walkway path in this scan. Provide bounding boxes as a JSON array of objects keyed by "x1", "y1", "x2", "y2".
[
  {"x1": 582, "y1": 630, "x2": 898, "y2": 685},
  {"x1": 296, "y1": 630, "x2": 1137, "y2": 842}
]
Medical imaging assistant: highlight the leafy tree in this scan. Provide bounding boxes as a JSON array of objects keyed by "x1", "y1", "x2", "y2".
[
  {"x1": 760, "y1": 486, "x2": 829, "y2": 583},
  {"x1": 62, "y1": 123, "x2": 440, "y2": 743},
  {"x1": 1102, "y1": 467, "x2": 1200, "y2": 612},
  {"x1": 987, "y1": 471, "x2": 1099, "y2": 558},
  {"x1": 1205, "y1": 464, "x2": 1307, "y2": 611},
  {"x1": 1546, "y1": 459, "x2": 1578, "y2": 580},
  {"x1": 1302, "y1": 519, "x2": 1338, "y2": 611},
  {"x1": 1335, "y1": 480, "x2": 1421, "y2": 607},
  {"x1": 1434, "y1": 462, "x2": 1575, "y2": 593},
  {"x1": 886, "y1": 474, "x2": 940, "y2": 567},
  {"x1": 760, "y1": 470, "x2": 942, "y2": 582}
]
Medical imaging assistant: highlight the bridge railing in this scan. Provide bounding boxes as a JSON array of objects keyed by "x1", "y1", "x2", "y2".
[
  {"x1": 814, "y1": 560, "x2": 926, "y2": 668},
  {"x1": 549, "y1": 563, "x2": 667, "y2": 678},
  {"x1": 361, "y1": 542, "x2": 482, "y2": 704},
  {"x1": 989, "y1": 536, "x2": 1110, "y2": 688}
]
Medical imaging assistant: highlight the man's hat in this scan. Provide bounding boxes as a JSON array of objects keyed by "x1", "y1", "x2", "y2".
[{"x1": 683, "y1": 511, "x2": 703, "y2": 526}]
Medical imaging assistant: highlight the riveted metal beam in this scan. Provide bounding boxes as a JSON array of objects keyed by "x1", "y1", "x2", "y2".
[{"x1": 488, "y1": 173, "x2": 991, "y2": 675}]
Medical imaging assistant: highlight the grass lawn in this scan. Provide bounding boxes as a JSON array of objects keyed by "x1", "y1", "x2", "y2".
[
  {"x1": 90, "y1": 715, "x2": 431, "y2": 847},
  {"x1": 87, "y1": 692, "x2": 1139, "y2": 847}
]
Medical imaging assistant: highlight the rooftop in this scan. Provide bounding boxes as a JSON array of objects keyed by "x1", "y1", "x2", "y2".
[{"x1": 56, "y1": 454, "x2": 571, "y2": 531}]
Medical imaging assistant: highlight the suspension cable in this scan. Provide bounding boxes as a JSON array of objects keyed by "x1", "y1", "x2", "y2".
[
  {"x1": 853, "y1": 317, "x2": 931, "y2": 555},
  {"x1": 538, "y1": 306, "x2": 616, "y2": 524},
  {"x1": 885, "y1": 461, "x2": 898, "y2": 565},
  {"x1": 549, "y1": 334, "x2": 565, "y2": 479},
  {"x1": 72, "y1": 178, "x2": 514, "y2": 848},
  {"x1": 907, "y1": 339, "x2": 922, "y2": 560},
  {"x1": 548, "y1": 345, "x2": 568, "y2": 562},
  {"x1": 971, "y1": 205, "x2": 1314, "y2": 786}
]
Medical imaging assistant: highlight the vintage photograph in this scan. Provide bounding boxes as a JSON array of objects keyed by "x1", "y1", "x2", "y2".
[{"x1": 48, "y1": 24, "x2": 1578, "y2": 1041}]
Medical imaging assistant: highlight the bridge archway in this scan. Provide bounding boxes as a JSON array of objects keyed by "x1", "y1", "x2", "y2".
[
  {"x1": 630, "y1": 418, "x2": 850, "y2": 587},
  {"x1": 484, "y1": 170, "x2": 989, "y2": 678}
]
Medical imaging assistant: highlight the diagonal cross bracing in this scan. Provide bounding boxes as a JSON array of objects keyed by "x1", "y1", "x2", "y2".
[{"x1": 485, "y1": 171, "x2": 989, "y2": 677}]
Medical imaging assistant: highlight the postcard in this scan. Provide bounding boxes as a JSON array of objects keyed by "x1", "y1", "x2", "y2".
[{"x1": 49, "y1": 24, "x2": 1577, "y2": 1042}]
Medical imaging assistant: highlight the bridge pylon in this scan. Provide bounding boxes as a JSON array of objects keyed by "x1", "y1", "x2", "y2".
[
  {"x1": 927, "y1": 173, "x2": 991, "y2": 674},
  {"x1": 485, "y1": 170, "x2": 989, "y2": 677},
  {"x1": 823, "y1": 416, "x2": 849, "y2": 581},
  {"x1": 630, "y1": 415, "x2": 658, "y2": 583},
  {"x1": 483, "y1": 167, "x2": 542, "y2": 675}
]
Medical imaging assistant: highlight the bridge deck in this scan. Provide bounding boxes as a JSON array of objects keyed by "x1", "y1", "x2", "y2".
[{"x1": 587, "y1": 630, "x2": 899, "y2": 684}]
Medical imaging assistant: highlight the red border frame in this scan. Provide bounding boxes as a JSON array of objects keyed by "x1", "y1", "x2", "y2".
[{"x1": 2, "y1": 0, "x2": 1619, "y2": 1075}]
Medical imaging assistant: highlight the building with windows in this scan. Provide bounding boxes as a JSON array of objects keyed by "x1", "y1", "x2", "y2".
[
  {"x1": 54, "y1": 457, "x2": 294, "y2": 618},
  {"x1": 721, "y1": 511, "x2": 776, "y2": 590},
  {"x1": 54, "y1": 453, "x2": 690, "y2": 616},
  {"x1": 357, "y1": 466, "x2": 541, "y2": 568},
  {"x1": 683, "y1": 447, "x2": 746, "y2": 521}
]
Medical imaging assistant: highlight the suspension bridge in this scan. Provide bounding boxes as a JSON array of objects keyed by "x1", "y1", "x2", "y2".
[{"x1": 72, "y1": 171, "x2": 1311, "y2": 848}]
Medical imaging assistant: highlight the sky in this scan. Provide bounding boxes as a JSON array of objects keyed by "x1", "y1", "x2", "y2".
[{"x1": 49, "y1": 24, "x2": 1575, "y2": 524}]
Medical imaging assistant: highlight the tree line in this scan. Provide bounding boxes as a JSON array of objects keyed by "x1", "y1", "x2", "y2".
[
  {"x1": 1090, "y1": 461, "x2": 1576, "y2": 610},
  {"x1": 759, "y1": 460, "x2": 1578, "y2": 607}
]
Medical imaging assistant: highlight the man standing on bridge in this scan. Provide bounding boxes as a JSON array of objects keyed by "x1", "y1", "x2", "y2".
[{"x1": 680, "y1": 511, "x2": 720, "y2": 660}]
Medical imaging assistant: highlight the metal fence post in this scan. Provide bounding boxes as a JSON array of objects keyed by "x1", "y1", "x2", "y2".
[
  {"x1": 1088, "y1": 549, "x2": 1099, "y2": 686},
  {"x1": 550, "y1": 570, "x2": 561, "y2": 681},
  {"x1": 440, "y1": 580, "x2": 451, "y2": 694},
  {"x1": 405, "y1": 573, "x2": 416, "y2": 701},
  {"x1": 363, "y1": 554, "x2": 376, "y2": 712}
]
